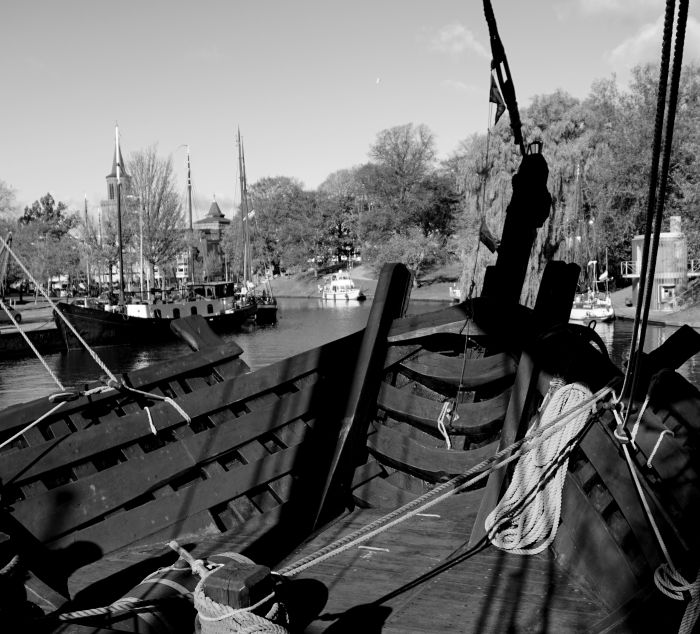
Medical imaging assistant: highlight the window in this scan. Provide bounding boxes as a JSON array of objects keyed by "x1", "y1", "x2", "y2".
[
  {"x1": 173, "y1": 308, "x2": 180, "y2": 318},
  {"x1": 153, "y1": 309, "x2": 162, "y2": 319},
  {"x1": 190, "y1": 306, "x2": 197, "y2": 315},
  {"x1": 207, "y1": 304, "x2": 214, "y2": 314},
  {"x1": 659, "y1": 284, "x2": 676, "y2": 304},
  {"x1": 109, "y1": 183, "x2": 114, "y2": 200}
]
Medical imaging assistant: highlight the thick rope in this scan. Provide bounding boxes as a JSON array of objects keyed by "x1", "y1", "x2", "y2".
[
  {"x1": 619, "y1": 0, "x2": 677, "y2": 404},
  {"x1": 278, "y1": 385, "x2": 612, "y2": 577},
  {"x1": 484, "y1": 382, "x2": 593, "y2": 554}
]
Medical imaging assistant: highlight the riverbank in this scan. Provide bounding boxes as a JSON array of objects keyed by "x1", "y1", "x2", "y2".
[
  {"x1": 270, "y1": 263, "x2": 460, "y2": 302},
  {"x1": 610, "y1": 287, "x2": 700, "y2": 328}
]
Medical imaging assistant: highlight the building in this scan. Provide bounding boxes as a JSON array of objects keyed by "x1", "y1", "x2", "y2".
[
  {"x1": 101, "y1": 144, "x2": 130, "y2": 220},
  {"x1": 621, "y1": 216, "x2": 700, "y2": 310},
  {"x1": 192, "y1": 197, "x2": 231, "y2": 280}
]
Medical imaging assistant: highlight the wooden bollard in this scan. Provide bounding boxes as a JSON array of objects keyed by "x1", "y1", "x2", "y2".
[{"x1": 201, "y1": 556, "x2": 273, "y2": 610}]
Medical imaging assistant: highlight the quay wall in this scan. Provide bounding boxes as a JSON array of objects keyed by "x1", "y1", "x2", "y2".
[{"x1": 0, "y1": 327, "x2": 64, "y2": 358}]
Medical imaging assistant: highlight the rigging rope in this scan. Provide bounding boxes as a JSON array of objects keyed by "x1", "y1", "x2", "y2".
[
  {"x1": 619, "y1": 0, "x2": 683, "y2": 411},
  {"x1": 0, "y1": 234, "x2": 119, "y2": 386},
  {"x1": 0, "y1": 296, "x2": 65, "y2": 391}
]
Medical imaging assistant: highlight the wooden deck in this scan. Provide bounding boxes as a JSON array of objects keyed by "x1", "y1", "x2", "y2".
[{"x1": 276, "y1": 494, "x2": 606, "y2": 633}]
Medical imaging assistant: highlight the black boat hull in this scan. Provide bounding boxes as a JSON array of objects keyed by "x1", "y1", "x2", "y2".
[{"x1": 53, "y1": 301, "x2": 257, "y2": 350}]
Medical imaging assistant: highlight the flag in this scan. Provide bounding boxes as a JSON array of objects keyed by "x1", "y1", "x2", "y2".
[{"x1": 489, "y1": 75, "x2": 506, "y2": 126}]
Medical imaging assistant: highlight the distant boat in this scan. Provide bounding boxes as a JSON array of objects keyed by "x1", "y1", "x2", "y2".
[
  {"x1": 318, "y1": 270, "x2": 366, "y2": 301},
  {"x1": 54, "y1": 127, "x2": 255, "y2": 350},
  {"x1": 54, "y1": 282, "x2": 256, "y2": 350},
  {"x1": 570, "y1": 259, "x2": 615, "y2": 324}
]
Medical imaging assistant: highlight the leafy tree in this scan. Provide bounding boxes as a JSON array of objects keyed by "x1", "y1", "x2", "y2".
[
  {"x1": 365, "y1": 226, "x2": 440, "y2": 287},
  {"x1": 317, "y1": 169, "x2": 363, "y2": 263},
  {"x1": 19, "y1": 193, "x2": 77, "y2": 239},
  {"x1": 409, "y1": 172, "x2": 460, "y2": 240},
  {"x1": 365, "y1": 123, "x2": 437, "y2": 235}
]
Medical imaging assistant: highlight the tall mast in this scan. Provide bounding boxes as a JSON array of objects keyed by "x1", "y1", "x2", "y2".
[
  {"x1": 84, "y1": 194, "x2": 90, "y2": 293},
  {"x1": 186, "y1": 145, "x2": 194, "y2": 284},
  {"x1": 115, "y1": 124, "x2": 126, "y2": 305},
  {"x1": 237, "y1": 128, "x2": 251, "y2": 284}
]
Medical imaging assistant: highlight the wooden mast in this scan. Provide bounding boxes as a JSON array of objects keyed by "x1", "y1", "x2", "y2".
[
  {"x1": 115, "y1": 125, "x2": 126, "y2": 306},
  {"x1": 237, "y1": 129, "x2": 251, "y2": 287},
  {"x1": 187, "y1": 145, "x2": 195, "y2": 285}
]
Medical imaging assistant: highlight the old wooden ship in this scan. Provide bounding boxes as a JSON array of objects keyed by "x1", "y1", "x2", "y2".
[
  {"x1": 2, "y1": 1, "x2": 698, "y2": 632},
  {"x1": 3, "y1": 245, "x2": 700, "y2": 632}
]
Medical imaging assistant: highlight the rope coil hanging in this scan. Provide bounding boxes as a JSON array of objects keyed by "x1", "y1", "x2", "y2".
[{"x1": 485, "y1": 381, "x2": 593, "y2": 554}]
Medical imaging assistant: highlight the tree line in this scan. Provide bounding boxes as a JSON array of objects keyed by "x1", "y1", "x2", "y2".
[{"x1": 1, "y1": 63, "x2": 698, "y2": 301}]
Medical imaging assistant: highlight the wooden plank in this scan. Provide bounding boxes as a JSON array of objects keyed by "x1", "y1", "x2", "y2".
[
  {"x1": 352, "y1": 473, "x2": 419, "y2": 509},
  {"x1": 314, "y1": 263, "x2": 412, "y2": 527},
  {"x1": 377, "y1": 383, "x2": 510, "y2": 439},
  {"x1": 0, "y1": 336, "x2": 355, "y2": 486},
  {"x1": 0, "y1": 342, "x2": 250, "y2": 435},
  {"x1": 170, "y1": 314, "x2": 235, "y2": 351},
  {"x1": 383, "y1": 344, "x2": 422, "y2": 369},
  {"x1": 50, "y1": 443, "x2": 305, "y2": 556},
  {"x1": 579, "y1": 422, "x2": 663, "y2": 569},
  {"x1": 400, "y1": 351, "x2": 516, "y2": 391},
  {"x1": 367, "y1": 422, "x2": 498, "y2": 483},
  {"x1": 388, "y1": 303, "x2": 486, "y2": 343},
  {"x1": 552, "y1": 473, "x2": 642, "y2": 612},
  {"x1": 12, "y1": 386, "x2": 318, "y2": 541}
]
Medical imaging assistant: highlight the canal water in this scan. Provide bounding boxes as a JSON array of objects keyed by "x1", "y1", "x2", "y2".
[{"x1": 0, "y1": 298, "x2": 698, "y2": 409}]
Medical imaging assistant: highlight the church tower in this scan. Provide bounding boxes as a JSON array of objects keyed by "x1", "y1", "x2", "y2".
[{"x1": 101, "y1": 141, "x2": 130, "y2": 219}]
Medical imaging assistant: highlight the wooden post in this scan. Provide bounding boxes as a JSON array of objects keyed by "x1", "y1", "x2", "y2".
[
  {"x1": 200, "y1": 558, "x2": 272, "y2": 610},
  {"x1": 468, "y1": 259, "x2": 578, "y2": 548},
  {"x1": 313, "y1": 263, "x2": 412, "y2": 528}
]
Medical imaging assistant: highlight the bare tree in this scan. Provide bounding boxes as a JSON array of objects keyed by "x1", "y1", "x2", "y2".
[{"x1": 128, "y1": 147, "x2": 186, "y2": 286}]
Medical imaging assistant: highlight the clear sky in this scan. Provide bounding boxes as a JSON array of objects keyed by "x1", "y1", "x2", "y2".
[{"x1": 1, "y1": 0, "x2": 698, "y2": 222}]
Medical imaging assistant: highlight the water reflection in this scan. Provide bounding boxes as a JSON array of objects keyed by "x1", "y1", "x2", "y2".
[{"x1": 1, "y1": 299, "x2": 698, "y2": 410}]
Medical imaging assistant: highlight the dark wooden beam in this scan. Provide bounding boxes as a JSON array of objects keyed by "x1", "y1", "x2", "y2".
[{"x1": 313, "y1": 263, "x2": 412, "y2": 527}]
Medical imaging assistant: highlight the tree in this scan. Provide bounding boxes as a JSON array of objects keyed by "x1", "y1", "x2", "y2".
[
  {"x1": 368, "y1": 123, "x2": 437, "y2": 222},
  {"x1": 19, "y1": 193, "x2": 77, "y2": 239},
  {"x1": 248, "y1": 176, "x2": 315, "y2": 269},
  {"x1": 0, "y1": 180, "x2": 17, "y2": 218},
  {"x1": 13, "y1": 193, "x2": 80, "y2": 293},
  {"x1": 128, "y1": 147, "x2": 186, "y2": 286},
  {"x1": 318, "y1": 169, "x2": 363, "y2": 263},
  {"x1": 365, "y1": 226, "x2": 440, "y2": 287}
]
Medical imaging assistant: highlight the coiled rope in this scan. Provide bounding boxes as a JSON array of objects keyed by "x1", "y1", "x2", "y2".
[{"x1": 485, "y1": 381, "x2": 593, "y2": 554}]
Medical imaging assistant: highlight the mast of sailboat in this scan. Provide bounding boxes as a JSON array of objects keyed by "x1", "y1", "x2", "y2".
[
  {"x1": 186, "y1": 145, "x2": 195, "y2": 285},
  {"x1": 237, "y1": 128, "x2": 251, "y2": 286},
  {"x1": 115, "y1": 124, "x2": 126, "y2": 306},
  {"x1": 84, "y1": 194, "x2": 91, "y2": 294}
]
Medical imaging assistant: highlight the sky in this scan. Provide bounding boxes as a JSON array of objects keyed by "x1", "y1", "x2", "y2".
[{"x1": 1, "y1": 0, "x2": 699, "y2": 223}]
